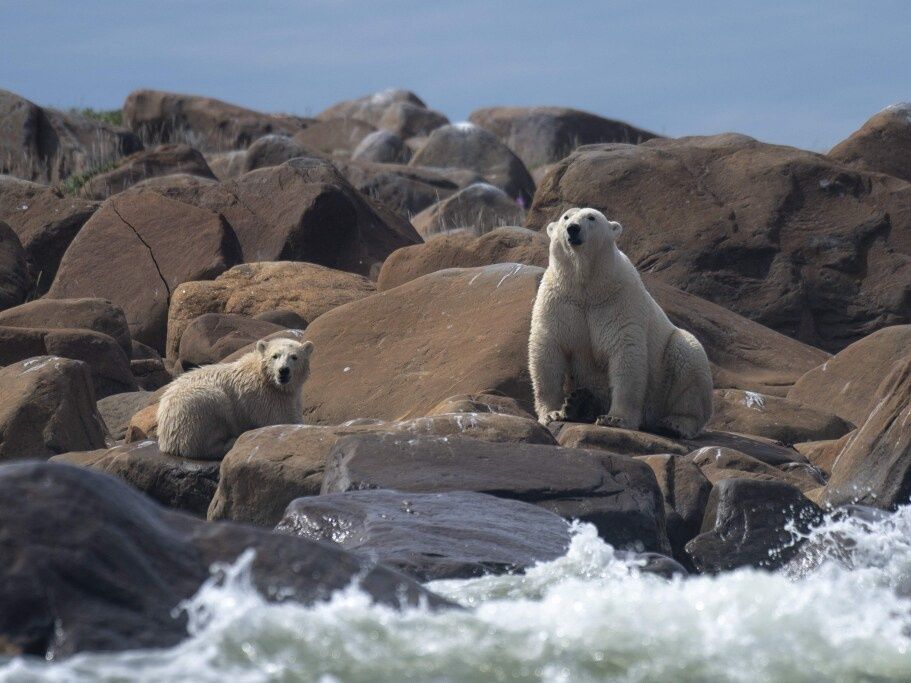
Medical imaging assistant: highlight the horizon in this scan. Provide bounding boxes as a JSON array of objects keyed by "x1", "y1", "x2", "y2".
[{"x1": 1, "y1": 1, "x2": 908, "y2": 152}]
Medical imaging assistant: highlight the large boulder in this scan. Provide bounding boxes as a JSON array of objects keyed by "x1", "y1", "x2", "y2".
[
  {"x1": 709, "y1": 389, "x2": 853, "y2": 444},
  {"x1": 0, "y1": 89, "x2": 142, "y2": 183},
  {"x1": 410, "y1": 123, "x2": 536, "y2": 205},
  {"x1": 0, "y1": 175, "x2": 98, "y2": 291},
  {"x1": 411, "y1": 183, "x2": 525, "y2": 238},
  {"x1": 317, "y1": 89, "x2": 427, "y2": 127},
  {"x1": 177, "y1": 312, "x2": 285, "y2": 368},
  {"x1": 209, "y1": 413, "x2": 555, "y2": 526},
  {"x1": 351, "y1": 130, "x2": 411, "y2": 164},
  {"x1": 323, "y1": 432, "x2": 669, "y2": 553},
  {"x1": 824, "y1": 359, "x2": 911, "y2": 510},
  {"x1": 526, "y1": 134, "x2": 911, "y2": 351},
  {"x1": 0, "y1": 462, "x2": 448, "y2": 658},
  {"x1": 47, "y1": 191, "x2": 242, "y2": 351},
  {"x1": 132, "y1": 158, "x2": 420, "y2": 274},
  {"x1": 277, "y1": 489, "x2": 571, "y2": 581},
  {"x1": 52, "y1": 440, "x2": 218, "y2": 515},
  {"x1": 242, "y1": 134, "x2": 319, "y2": 171},
  {"x1": 685, "y1": 478, "x2": 822, "y2": 573},
  {"x1": 96, "y1": 391, "x2": 157, "y2": 440},
  {"x1": 0, "y1": 326, "x2": 136, "y2": 398},
  {"x1": 293, "y1": 119, "x2": 377, "y2": 156},
  {"x1": 378, "y1": 102, "x2": 449, "y2": 139},
  {"x1": 0, "y1": 357, "x2": 107, "y2": 461},
  {"x1": 0, "y1": 297, "x2": 131, "y2": 355},
  {"x1": 828, "y1": 104, "x2": 911, "y2": 182},
  {"x1": 165, "y1": 261, "x2": 372, "y2": 358},
  {"x1": 122, "y1": 89, "x2": 307, "y2": 151},
  {"x1": 79, "y1": 144, "x2": 215, "y2": 200},
  {"x1": 469, "y1": 106, "x2": 658, "y2": 170},
  {"x1": 788, "y1": 326, "x2": 911, "y2": 425},
  {"x1": 302, "y1": 264, "x2": 540, "y2": 423},
  {"x1": 379, "y1": 240, "x2": 827, "y2": 395},
  {"x1": 0, "y1": 220, "x2": 28, "y2": 310},
  {"x1": 688, "y1": 447, "x2": 824, "y2": 493}
]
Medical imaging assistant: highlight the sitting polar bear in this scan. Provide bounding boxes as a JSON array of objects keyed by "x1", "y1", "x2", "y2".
[
  {"x1": 157, "y1": 337, "x2": 313, "y2": 459},
  {"x1": 529, "y1": 208, "x2": 712, "y2": 438}
]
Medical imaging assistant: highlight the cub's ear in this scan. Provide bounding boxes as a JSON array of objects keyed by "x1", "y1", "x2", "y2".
[
  {"x1": 301, "y1": 340, "x2": 314, "y2": 357},
  {"x1": 256, "y1": 340, "x2": 268, "y2": 354},
  {"x1": 546, "y1": 221, "x2": 557, "y2": 239},
  {"x1": 608, "y1": 221, "x2": 624, "y2": 238}
]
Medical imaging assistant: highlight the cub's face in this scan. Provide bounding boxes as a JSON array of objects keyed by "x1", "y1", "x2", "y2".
[
  {"x1": 545, "y1": 207, "x2": 623, "y2": 266},
  {"x1": 256, "y1": 338, "x2": 314, "y2": 389}
]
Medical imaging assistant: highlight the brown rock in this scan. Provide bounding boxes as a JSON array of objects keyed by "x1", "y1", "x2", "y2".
[
  {"x1": 122, "y1": 89, "x2": 307, "y2": 151},
  {"x1": 0, "y1": 89, "x2": 141, "y2": 183},
  {"x1": 125, "y1": 403, "x2": 159, "y2": 442},
  {"x1": 709, "y1": 389, "x2": 853, "y2": 445},
  {"x1": 351, "y1": 130, "x2": 411, "y2": 164},
  {"x1": 824, "y1": 359, "x2": 911, "y2": 509},
  {"x1": 302, "y1": 264, "x2": 540, "y2": 424},
  {"x1": 0, "y1": 220, "x2": 28, "y2": 310},
  {"x1": 411, "y1": 183, "x2": 525, "y2": 238},
  {"x1": 52, "y1": 440, "x2": 219, "y2": 516},
  {"x1": 689, "y1": 446, "x2": 824, "y2": 493},
  {"x1": 205, "y1": 150, "x2": 247, "y2": 180},
  {"x1": 788, "y1": 326, "x2": 911, "y2": 425},
  {"x1": 426, "y1": 393, "x2": 536, "y2": 420},
  {"x1": 165, "y1": 261, "x2": 372, "y2": 358},
  {"x1": 317, "y1": 89, "x2": 427, "y2": 126},
  {"x1": 469, "y1": 106, "x2": 658, "y2": 170},
  {"x1": 0, "y1": 175, "x2": 98, "y2": 291},
  {"x1": 556, "y1": 423, "x2": 688, "y2": 456},
  {"x1": 79, "y1": 144, "x2": 215, "y2": 200},
  {"x1": 96, "y1": 391, "x2": 157, "y2": 440},
  {"x1": 0, "y1": 326, "x2": 136, "y2": 398},
  {"x1": 410, "y1": 123, "x2": 536, "y2": 205},
  {"x1": 177, "y1": 312, "x2": 284, "y2": 368},
  {"x1": 47, "y1": 191, "x2": 242, "y2": 351},
  {"x1": 828, "y1": 104, "x2": 911, "y2": 182},
  {"x1": 0, "y1": 297, "x2": 131, "y2": 355},
  {"x1": 242, "y1": 134, "x2": 320, "y2": 172},
  {"x1": 526, "y1": 134, "x2": 911, "y2": 351},
  {"x1": 0, "y1": 356, "x2": 108, "y2": 461},
  {"x1": 292, "y1": 118, "x2": 376, "y2": 155},
  {"x1": 794, "y1": 431, "x2": 854, "y2": 476},
  {"x1": 378, "y1": 102, "x2": 449, "y2": 139}
]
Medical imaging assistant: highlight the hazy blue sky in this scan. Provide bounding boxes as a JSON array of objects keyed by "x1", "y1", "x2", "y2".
[{"x1": 1, "y1": 1, "x2": 907, "y2": 150}]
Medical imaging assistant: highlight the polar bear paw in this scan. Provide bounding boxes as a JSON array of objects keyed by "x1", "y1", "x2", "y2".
[
  {"x1": 595, "y1": 414, "x2": 636, "y2": 430},
  {"x1": 540, "y1": 410, "x2": 567, "y2": 426}
]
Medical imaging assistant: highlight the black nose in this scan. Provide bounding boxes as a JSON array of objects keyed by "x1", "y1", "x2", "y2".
[
  {"x1": 279, "y1": 367, "x2": 290, "y2": 378},
  {"x1": 567, "y1": 223, "x2": 580, "y2": 237}
]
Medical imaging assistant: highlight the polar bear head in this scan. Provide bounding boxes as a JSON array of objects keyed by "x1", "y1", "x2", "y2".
[
  {"x1": 255, "y1": 337, "x2": 314, "y2": 390},
  {"x1": 546, "y1": 207, "x2": 623, "y2": 260}
]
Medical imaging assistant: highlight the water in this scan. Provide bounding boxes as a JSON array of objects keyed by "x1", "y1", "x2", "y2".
[{"x1": 3, "y1": 509, "x2": 911, "y2": 682}]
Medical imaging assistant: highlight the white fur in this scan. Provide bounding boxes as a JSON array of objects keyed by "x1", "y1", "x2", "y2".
[
  {"x1": 529, "y1": 208, "x2": 713, "y2": 438},
  {"x1": 157, "y1": 338, "x2": 314, "y2": 459}
]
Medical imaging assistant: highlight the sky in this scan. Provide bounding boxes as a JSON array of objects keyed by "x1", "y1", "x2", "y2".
[{"x1": 1, "y1": 0, "x2": 907, "y2": 151}]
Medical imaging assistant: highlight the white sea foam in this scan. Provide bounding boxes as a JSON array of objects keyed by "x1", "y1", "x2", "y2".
[{"x1": 4, "y1": 511, "x2": 911, "y2": 682}]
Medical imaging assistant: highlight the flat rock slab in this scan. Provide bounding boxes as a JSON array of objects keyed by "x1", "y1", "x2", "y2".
[
  {"x1": 52, "y1": 440, "x2": 219, "y2": 516},
  {"x1": 277, "y1": 489, "x2": 572, "y2": 581},
  {"x1": 321, "y1": 433, "x2": 670, "y2": 554},
  {"x1": 0, "y1": 462, "x2": 449, "y2": 658}
]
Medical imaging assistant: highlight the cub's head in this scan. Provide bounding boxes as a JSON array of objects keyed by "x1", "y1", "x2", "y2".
[
  {"x1": 545, "y1": 207, "x2": 623, "y2": 265},
  {"x1": 256, "y1": 338, "x2": 314, "y2": 390}
]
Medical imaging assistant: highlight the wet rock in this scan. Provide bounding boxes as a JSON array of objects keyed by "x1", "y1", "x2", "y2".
[
  {"x1": 824, "y1": 359, "x2": 911, "y2": 510},
  {"x1": 0, "y1": 326, "x2": 136, "y2": 398},
  {"x1": 0, "y1": 461, "x2": 449, "y2": 658},
  {"x1": 79, "y1": 144, "x2": 216, "y2": 199},
  {"x1": 166, "y1": 261, "x2": 371, "y2": 358},
  {"x1": 469, "y1": 105, "x2": 658, "y2": 170},
  {"x1": 0, "y1": 297, "x2": 131, "y2": 355},
  {"x1": 686, "y1": 478, "x2": 822, "y2": 573},
  {"x1": 177, "y1": 313, "x2": 284, "y2": 368},
  {"x1": 411, "y1": 183, "x2": 525, "y2": 238},
  {"x1": 410, "y1": 123, "x2": 535, "y2": 205},
  {"x1": 122, "y1": 89, "x2": 307, "y2": 151},
  {"x1": 828, "y1": 103, "x2": 911, "y2": 182},
  {"x1": 788, "y1": 325, "x2": 911, "y2": 425},
  {"x1": 47, "y1": 191, "x2": 242, "y2": 351},
  {"x1": 526, "y1": 133, "x2": 911, "y2": 351},
  {"x1": 321, "y1": 433, "x2": 670, "y2": 554},
  {"x1": 0, "y1": 176, "x2": 98, "y2": 292},
  {"x1": 709, "y1": 389, "x2": 853, "y2": 445},
  {"x1": 0, "y1": 357, "x2": 107, "y2": 461},
  {"x1": 277, "y1": 489, "x2": 571, "y2": 581},
  {"x1": 0, "y1": 220, "x2": 28, "y2": 310},
  {"x1": 689, "y1": 447, "x2": 824, "y2": 493}
]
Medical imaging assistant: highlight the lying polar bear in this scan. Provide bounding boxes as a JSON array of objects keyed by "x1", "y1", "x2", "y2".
[
  {"x1": 157, "y1": 337, "x2": 313, "y2": 459},
  {"x1": 529, "y1": 207, "x2": 712, "y2": 438}
]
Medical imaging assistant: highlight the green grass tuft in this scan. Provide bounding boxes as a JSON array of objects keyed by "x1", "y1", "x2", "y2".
[{"x1": 68, "y1": 107, "x2": 123, "y2": 126}]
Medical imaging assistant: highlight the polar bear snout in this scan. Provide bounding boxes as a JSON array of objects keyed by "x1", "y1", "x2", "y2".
[
  {"x1": 566, "y1": 222, "x2": 583, "y2": 245},
  {"x1": 277, "y1": 366, "x2": 291, "y2": 384}
]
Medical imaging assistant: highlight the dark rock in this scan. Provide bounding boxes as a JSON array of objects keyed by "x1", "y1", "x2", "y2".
[
  {"x1": 80, "y1": 144, "x2": 216, "y2": 200},
  {"x1": 253, "y1": 309, "x2": 308, "y2": 328},
  {"x1": 0, "y1": 461, "x2": 449, "y2": 657},
  {"x1": 828, "y1": 104, "x2": 911, "y2": 182},
  {"x1": 689, "y1": 446, "x2": 824, "y2": 493},
  {"x1": 411, "y1": 183, "x2": 525, "y2": 238},
  {"x1": 0, "y1": 220, "x2": 28, "y2": 310},
  {"x1": 178, "y1": 312, "x2": 284, "y2": 368},
  {"x1": 321, "y1": 433, "x2": 670, "y2": 554},
  {"x1": 0, "y1": 356, "x2": 107, "y2": 461},
  {"x1": 0, "y1": 297, "x2": 131, "y2": 355},
  {"x1": 685, "y1": 478, "x2": 822, "y2": 573},
  {"x1": 96, "y1": 391, "x2": 157, "y2": 440},
  {"x1": 277, "y1": 489, "x2": 571, "y2": 581}
]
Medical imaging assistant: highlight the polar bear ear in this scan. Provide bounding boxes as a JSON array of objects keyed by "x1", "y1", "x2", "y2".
[
  {"x1": 256, "y1": 339, "x2": 268, "y2": 355},
  {"x1": 301, "y1": 340, "x2": 314, "y2": 357},
  {"x1": 546, "y1": 222, "x2": 557, "y2": 239},
  {"x1": 608, "y1": 221, "x2": 624, "y2": 239}
]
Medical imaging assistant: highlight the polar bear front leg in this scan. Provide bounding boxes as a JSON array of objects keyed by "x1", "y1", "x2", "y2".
[
  {"x1": 530, "y1": 333, "x2": 569, "y2": 426},
  {"x1": 597, "y1": 342, "x2": 647, "y2": 431}
]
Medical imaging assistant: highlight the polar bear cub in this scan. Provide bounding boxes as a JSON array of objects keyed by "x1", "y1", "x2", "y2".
[
  {"x1": 529, "y1": 208, "x2": 712, "y2": 438},
  {"x1": 157, "y1": 337, "x2": 314, "y2": 459}
]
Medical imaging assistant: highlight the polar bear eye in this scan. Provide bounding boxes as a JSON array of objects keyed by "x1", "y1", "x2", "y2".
[
  {"x1": 291, "y1": 354, "x2": 298, "y2": 361},
  {"x1": 587, "y1": 215, "x2": 594, "y2": 221},
  {"x1": 272, "y1": 353, "x2": 279, "y2": 359}
]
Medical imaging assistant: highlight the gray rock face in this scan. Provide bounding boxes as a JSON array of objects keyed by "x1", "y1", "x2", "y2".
[
  {"x1": 277, "y1": 489, "x2": 572, "y2": 581},
  {"x1": 0, "y1": 462, "x2": 450, "y2": 658},
  {"x1": 0, "y1": 220, "x2": 28, "y2": 310}
]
